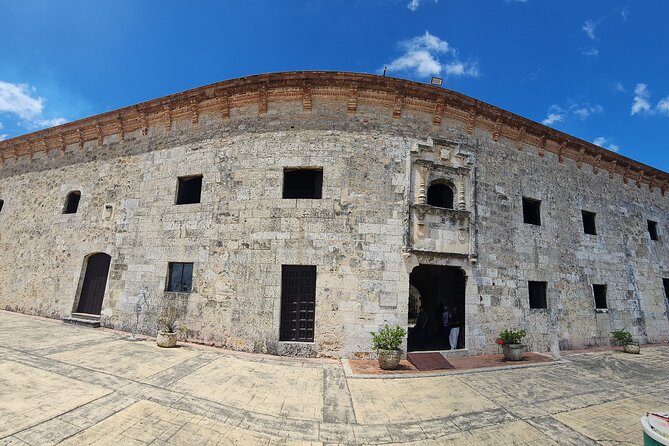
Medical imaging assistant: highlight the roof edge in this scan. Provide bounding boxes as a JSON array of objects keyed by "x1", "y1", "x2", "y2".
[{"x1": 0, "y1": 71, "x2": 666, "y2": 192}]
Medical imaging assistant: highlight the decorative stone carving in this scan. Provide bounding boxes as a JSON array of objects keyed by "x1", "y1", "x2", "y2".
[
  {"x1": 302, "y1": 86, "x2": 312, "y2": 112},
  {"x1": 347, "y1": 86, "x2": 358, "y2": 114},
  {"x1": 493, "y1": 119, "x2": 502, "y2": 142},
  {"x1": 393, "y1": 93, "x2": 403, "y2": 119},
  {"x1": 466, "y1": 110, "x2": 476, "y2": 134},
  {"x1": 433, "y1": 98, "x2": 444, "y2": 125},
  {"x1": 190, "y1": 99, "x2": 199, "y2": 127},
  {"x1": 409, "y1": 138, "x2": 474, "y2": 255}
]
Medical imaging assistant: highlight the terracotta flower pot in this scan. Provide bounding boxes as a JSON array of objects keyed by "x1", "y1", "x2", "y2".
[
  {"x1": 623, "y1": 343, "x2": 640, "y2": 354},
  {"x1": 156, "y1": 331, "x2": 178, "y2": 348},
  {"x1": 502, "y1": 344, "x2": 525, "y2": 361},
  {"x1": 377, "y1": 349, "x2": 402, "y2": 370}
]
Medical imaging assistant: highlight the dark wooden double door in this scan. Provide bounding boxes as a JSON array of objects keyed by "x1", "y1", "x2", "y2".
[{"x1": 76, "y1": 253, "x2": 111, "y2": 315}]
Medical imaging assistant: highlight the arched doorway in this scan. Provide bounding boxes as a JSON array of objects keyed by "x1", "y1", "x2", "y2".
[
  {"x1": 76, "y1": 253, "x2": 111, "y2": 315},
  {"x1": 407, "y1": 264, "x2": 465, "y2": 352}
]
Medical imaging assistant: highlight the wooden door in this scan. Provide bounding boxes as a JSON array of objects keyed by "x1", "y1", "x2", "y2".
[
  {"x1": 280, "y1": 265, "x2": 316, "y2": 342},
  {"x1": 76, "y1": 253, "x2": 111, "y2": 315}
]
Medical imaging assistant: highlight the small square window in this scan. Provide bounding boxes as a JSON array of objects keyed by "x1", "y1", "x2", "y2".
[
  {"x1": 593, "y1": 284, "x2": 607, "y2": 309},
  {"x1": 663, "y1": 278, "x2": 669, "y2": 301},
  {"x1": 0, "y1": 199, "x2": 4, "y2": 213},
  {"x1": 522, "y1": 197, "x2": 541, "y2": 225},
  {"x1": 283, "y1": 168, "x2": 323, "y2": 199},
  {"x1": 166, "y1": 262, "x2": 193, "y2": 292},
  {"x1": 528, "y1": 281, "x2": 547, "y2": 309},
  {"x1": 648, "y1": 220, "x2": 659, "y2": 241},
  {"x1": 176, "y1": 175, "x2": 202, "y2": 205},
  {"x1": 582, "y1": 210, "x2": 597, "y2": 235}
]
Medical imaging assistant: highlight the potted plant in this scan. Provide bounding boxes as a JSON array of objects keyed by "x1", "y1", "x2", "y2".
[
  {"x1": 611, "y1": 329, "x2": 640, "y2": 354},
  {"x1": 371, "y1": 322, "x2": 407, "y2": 370},
  {"x1": 156, "y1": 318, "x2": 178, "y2": 348},
  {"x1": 156, "y1": 292, "x2": 187, "y2": 348},
  {"x1": 497, "y1": 328, "x2": 527, "y2": 361}
]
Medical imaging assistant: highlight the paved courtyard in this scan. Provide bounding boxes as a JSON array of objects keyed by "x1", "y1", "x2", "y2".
[{"x1": 0, "y1": 310, "x2": 667, "y2": 445}]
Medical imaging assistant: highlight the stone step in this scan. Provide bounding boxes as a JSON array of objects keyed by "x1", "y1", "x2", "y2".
[
  {"x1": 70, "y1": 312, "x2": 101, "y2": 322},
  {"x1": 63, "y1": 313, "x2": 101, "y2": 328}
]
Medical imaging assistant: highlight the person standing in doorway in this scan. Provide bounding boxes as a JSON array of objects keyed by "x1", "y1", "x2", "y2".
[
  {"x1": 449, "y1": 306, "x2": 460, "y2": 350},
  {"x1": 442, "y1": 305, "x2": 452, "y2": 349}
]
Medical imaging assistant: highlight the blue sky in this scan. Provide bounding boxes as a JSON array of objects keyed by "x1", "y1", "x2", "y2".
[{"x1": 1, "y1": 1, "x2": 668, "y2": 171}]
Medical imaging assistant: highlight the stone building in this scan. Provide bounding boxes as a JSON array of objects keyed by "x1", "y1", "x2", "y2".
[{"x1": 0, "y1": 71, "x2": 667, "y2": 358}]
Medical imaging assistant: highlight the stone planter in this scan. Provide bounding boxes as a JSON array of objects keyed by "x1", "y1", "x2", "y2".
[
  {"x1": 623, "y1": 342, "x2": 640, "y2": 354},
  {"x1": 156, "y1": 331, "x2": 178, "y2": 348},
  {"x1": 502, "y1": 344, "x2": 525, "y2": 361},
  {"x1": 377, "y1": 349, "x2": 402, "y2": 370}
]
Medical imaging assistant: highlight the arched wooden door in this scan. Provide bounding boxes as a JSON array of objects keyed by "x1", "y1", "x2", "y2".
[{"x1": 76, "y1": 253, "x2": 111, "y2": 315}]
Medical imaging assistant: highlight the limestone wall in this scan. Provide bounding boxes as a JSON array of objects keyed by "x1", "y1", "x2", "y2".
[
  {"x1": 0, "y1": 72, "x2": 667, "y2": 357},
  {"x1": 469, "y1": 125, "x2": 669, "y2": 353}
]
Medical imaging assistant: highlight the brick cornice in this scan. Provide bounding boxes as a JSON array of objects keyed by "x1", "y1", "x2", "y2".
[{"x1": 0, "y1": 71, "x2": 667, "y2": 193}]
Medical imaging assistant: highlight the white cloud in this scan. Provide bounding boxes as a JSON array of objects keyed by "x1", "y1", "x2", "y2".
[
  {"x1": 541, "y1": 102, "x2": 603, "y2": 126},
  {"x1": 0, "y1": 134, "x2": 8, "y2": 141},
  {"x1": 0, "y1": 80, "x2": 68, "y2": 134},
  {"x1": 573, "y1": 104, "x2": 603, "y2": 119},
  {"x1": 631, "y1": 83, "x2": 652, "y2": 115},
  {"x1": 658, "y1": 96, "x2": 669, "y2": 115},
  {"x1": 593, "y1": 136, "x2": 620, "y2": 153},
  {"x1": 407, "y1": 0, "x2": 437, "y2": 11},
  {"x1": 620, "y1": 7, "x2": 629, "y2": 21},
  {"x1": 581, "y1": 47, "x2": 599, "y2": 57},
  {"x1": 0, "y1": 81, "x2": 44, "y2": 120},
  {"x1": 542, "y1": 112, "x2": 564, "y2": 126},
  {"x1": 613, "y1": 82, "x2": 626, "y2": 93},
  {"x1": 582, "y1": 20, "x2": 597, "y2": 39},
  {"x1": 34, "y1": 117, "x2": 67, "y2": 128},
  {"x1": 444, "y1": 61, "x2": 480, "y2": 77},
  {"x1": 383, "y1": 31, "x2": 480, "y2": 79}
]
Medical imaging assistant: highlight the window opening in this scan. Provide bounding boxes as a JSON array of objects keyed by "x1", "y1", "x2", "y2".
[
  {"x1": 0, "y1": 199, "x2": 4, "y2": 213},
  {"x1": 593, "y1": 284, "x2": 607, "y2": 309},
  {"x1": 280, "y1": 265, "x2": 317, "y2": 342},
  {"x1": 528, "y1": 281, "x2": 547, "y2": 309},
  {"x1": 648, "y1": 220, "x2": 659, "y2": 241},
  {"x1": 166, "y1": 262, "x2": 194, "y2": 292},
  {"x1": 427, "y1": 183, "x2": 454, "y2": 209},
  {"x1": 663, "y1": 278, "x2": 669, "y2": 301},
  {"x1": 582, "y1": 210, "x2": 597, "y2": 235},
  {"x1": 522, "y1": 197, "x2": 541, "y2": 225},
  {"x1": 283, "y1": 168, "x2": 323, "y2": 199},
  {"x1": 63, "y1": 191, "x2": 81, "y2": 214},
  {"x1": 176, "y1": 175, "x2": 202, "y2": 205}
]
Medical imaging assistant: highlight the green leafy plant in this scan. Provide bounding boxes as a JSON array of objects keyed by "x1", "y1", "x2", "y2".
[
  {"x1": 496, "y1": 328, "x2": 527, "y2": 346},
  {"x1": 371, "y1": 323, "x2": 406, "y2": 351},
  {"x1": 611, "y1": 329, "x2": 633, "y2": 345}
]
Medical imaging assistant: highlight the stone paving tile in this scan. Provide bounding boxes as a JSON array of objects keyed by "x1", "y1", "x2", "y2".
[
  {"x1": 0, "y1": 361, "x2": 111, "y2": 438},
  {"x1": 48, "y1": 339, "x2": 199, "y2": 380},
  {"x1": 59, "y1": 400, "x2": 316, "y2": 446},
  {"x1": 526, "y1": 416, "x2": 600, "y2": 446},
  {"x1": 554, "y1": 394, "x2": 669, "y2": 445},
  {"x1": 347, "y1": 375, "x2": 498, "y2": 424},
  {"x1": 1, "y1": 311, "x2": 668, "y2": 445},
  {"x1": 143, "y1": 352, "x2": 219, "y2": 386},
  {"x1": 171, "y1": 354, "x2": 325, "y2": 421},
  {"x1": 0, "y1": 319, "x2": 112, "y2": 351},
  {"x1": 450, "y1": 420, "x2": 559, "y2": 446},
  {"x1": 322, "y1": 366, "x2": 356, "y2": 423}
]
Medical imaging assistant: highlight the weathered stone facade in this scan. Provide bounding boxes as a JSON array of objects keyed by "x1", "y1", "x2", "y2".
[{"x1": 0, "y1": 72, "x2": 667, "y2": 357}]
